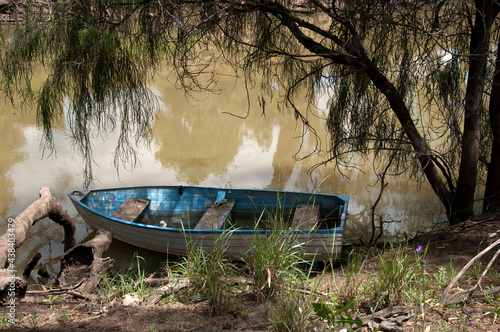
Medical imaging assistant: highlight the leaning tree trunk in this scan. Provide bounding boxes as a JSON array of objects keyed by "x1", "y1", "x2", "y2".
[
  {"x1": 276, "y1": 3, "x2": 456, "y2": 219},
  {"x1": 0, "y1": 187, "x2": 77, "y2": 303}
]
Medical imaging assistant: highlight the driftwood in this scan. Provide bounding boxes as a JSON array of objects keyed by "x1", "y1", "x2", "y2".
[
  {"x1": 56, "y1": 229, "x2": 114, "y2": 295},
  {"x1": 0, "y1": 187, "x2": 76, "y2": 304}
]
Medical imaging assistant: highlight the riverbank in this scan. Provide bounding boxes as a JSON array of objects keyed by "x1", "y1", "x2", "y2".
[{"x1": 2, "y1": 217, "x2": 500, "y2": 331}]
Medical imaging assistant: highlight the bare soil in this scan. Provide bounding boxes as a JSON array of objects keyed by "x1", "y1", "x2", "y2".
[{"x1": 3, "y1": 218, "x2": 500, "y2": 331}]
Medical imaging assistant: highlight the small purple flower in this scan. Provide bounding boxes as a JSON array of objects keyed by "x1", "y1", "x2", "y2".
[
  {"x1": 420, "y1": 259, "x2": 427, "y2": 264},
  {"x1": 466, "y1": 313, "x2": 473, "y2": 326},
  {"x1": 381, "y1": 291, "x2": 385, "y2": 295},
  {"x1": 416, "y1": 245, "x2": 423, "y2": 253}
]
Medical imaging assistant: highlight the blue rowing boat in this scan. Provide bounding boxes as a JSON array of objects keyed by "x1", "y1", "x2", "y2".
[{"x1": 68, "y1": 186, "x2": 348, "y2": 261}]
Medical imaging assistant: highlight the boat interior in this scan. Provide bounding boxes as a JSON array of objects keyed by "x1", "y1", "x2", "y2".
[{"x1": 109, "y1": 189, "x2": 344, "y2": 231}]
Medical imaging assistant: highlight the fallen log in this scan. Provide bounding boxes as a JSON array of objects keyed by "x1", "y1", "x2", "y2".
[
  {"x1": 0, "y1": 187, "x2": 76, "y2": 304},
  {"x1": 56, "y1": 229, "x2": 114, "y2": 295},
  {"x1": 0, "y1": 187, "x2": 76, "y2": 267}
]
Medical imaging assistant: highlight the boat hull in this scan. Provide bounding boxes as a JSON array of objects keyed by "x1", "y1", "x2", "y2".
[{"x1": 69, "y1": 186, "x2": 348, "y2": 261}]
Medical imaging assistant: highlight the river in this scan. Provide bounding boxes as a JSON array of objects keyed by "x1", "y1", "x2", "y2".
[{"x1": 0, "y1": 66, "x2": 445, "y2": 276}]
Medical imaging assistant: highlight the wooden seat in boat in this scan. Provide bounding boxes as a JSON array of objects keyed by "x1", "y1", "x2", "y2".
[
  {"x1": 290, "y1": 204, "x2": 320, "y2": 230},
  {"x1": 112, "y1": 198, "x2": 151, "y2": 222},
  {"x1": 195, "y1": 191, "x2": 235, "y2": 231}
]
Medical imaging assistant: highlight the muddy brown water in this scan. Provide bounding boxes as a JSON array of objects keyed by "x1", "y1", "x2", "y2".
[{"x1": 0, "y1": 67, "x2": 444, "y2": 277}]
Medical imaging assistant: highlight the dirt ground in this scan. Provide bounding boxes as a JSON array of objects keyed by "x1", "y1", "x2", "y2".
[{"x1": 3, "y1": 217, "x2": 500, "y2": 331}]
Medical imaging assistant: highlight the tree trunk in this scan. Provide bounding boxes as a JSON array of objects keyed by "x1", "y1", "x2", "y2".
[
  {"x1": 484, "y1": 35, "x2": 500, "y2": 213},
  {"x1": 451, "y1": 0, "x2": 499, "y2": 223},
  {"x1": 0, "y1": 187, "x2": 77, "y2": 303}
]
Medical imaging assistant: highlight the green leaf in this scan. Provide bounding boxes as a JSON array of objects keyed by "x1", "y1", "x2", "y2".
[
  {"x1": 78, "y1": 28, "x2": 90, "y2": 48},
  {"x1": 104, "y1": 31, "x2": 119, "y2": 56}
]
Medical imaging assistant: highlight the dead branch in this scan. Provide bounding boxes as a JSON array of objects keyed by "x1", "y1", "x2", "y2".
[
  {"x1": 134, "y1": 278, "x2": 169, "y2": 289},
  {"x1": 441, "y1": 245, "x2": 500, "y2": 306},
  {"x1": 441, "y1": 237, "x2": 500, "y2": 305},
  {"x1": 444, "y1": 286, "x2": 500, "y2": 306},
  {"x1": 23, "y1": 252, "x2": 42, "y2": 278},
  {"x1": 147, "y1": 278, "x2": 191, "y2": 305},
  {"x1": 30, "y1": 271, "x2": 46, "y2": 291},
  {"x1": 26, "y1": 288, "x2": 72, "y2": 295},
  {"x1": 66, "y1": 290, "x2": 100, "y2": 302}
]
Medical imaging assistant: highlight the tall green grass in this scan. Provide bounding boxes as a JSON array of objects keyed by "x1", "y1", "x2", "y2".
[
  {"x1": 333, "y1": 247, "x2": 372, "y2": 303},
  {"x1": 241, "y1": 209, "x2": 308, "y2": 301},
  {"x1": 367, "y1": 242, "x2": 428, "y2": 310},
  {"x1": 171, "y1": 229, "x2": 237, "y2": 316}
]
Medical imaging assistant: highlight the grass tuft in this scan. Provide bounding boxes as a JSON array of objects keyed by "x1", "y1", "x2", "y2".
[
  {"x1": 98, "y1": 253, "x2": 151, "y2": 304},
  {"x1": 241, "y1": 210, "x2": 307, "y2": 301},
  {"x1": 171, "y1": 229, "x2": 237, "y2": 316}
]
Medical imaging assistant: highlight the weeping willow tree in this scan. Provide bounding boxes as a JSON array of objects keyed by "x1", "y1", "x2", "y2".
[{"x1": 1, "y1": 0, "x2": 500, "y2": 224}]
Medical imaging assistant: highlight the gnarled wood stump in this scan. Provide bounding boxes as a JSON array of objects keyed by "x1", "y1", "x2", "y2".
[{"x1": 57, "y1": 229, "x2": 114, "y2": 295}]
